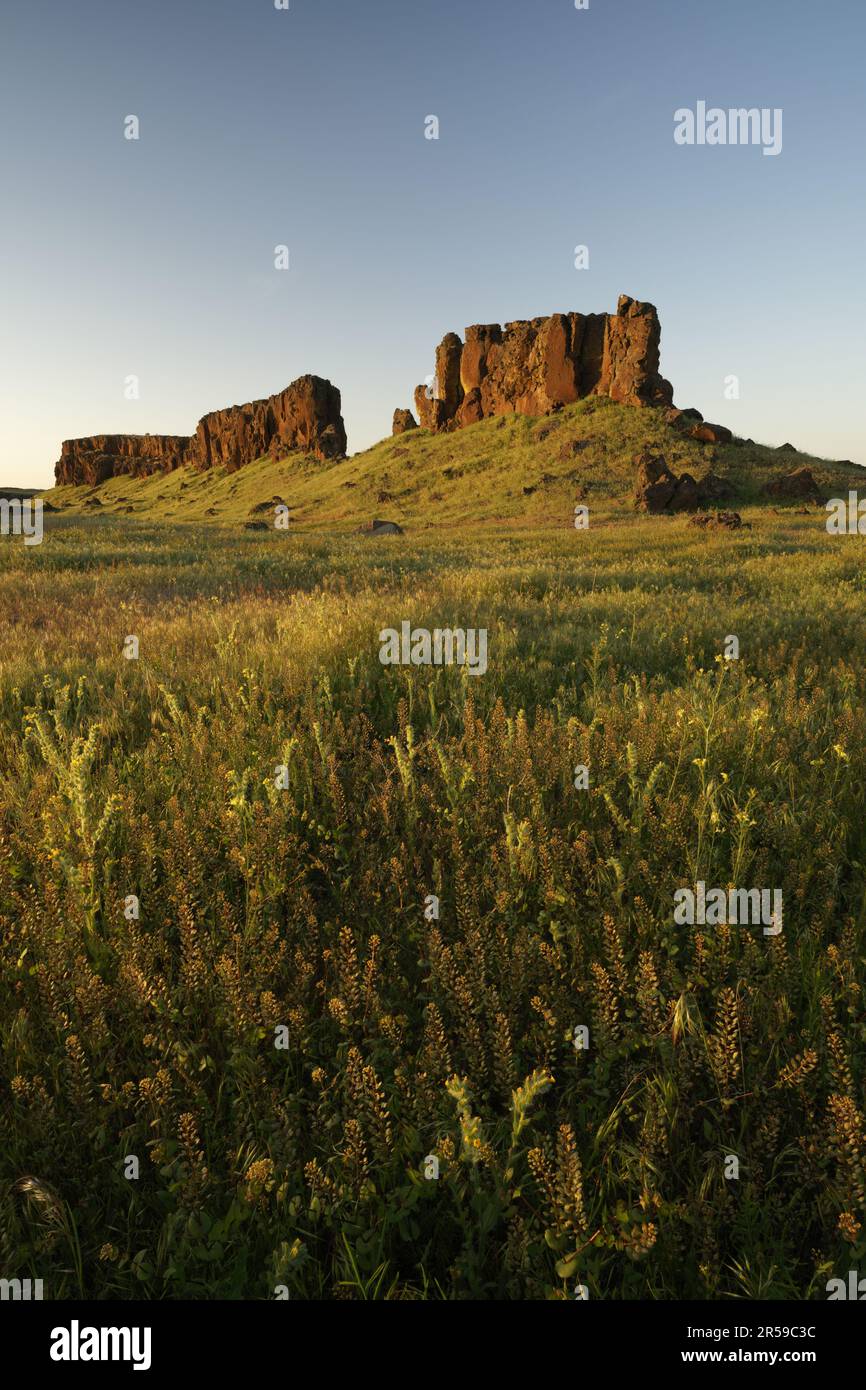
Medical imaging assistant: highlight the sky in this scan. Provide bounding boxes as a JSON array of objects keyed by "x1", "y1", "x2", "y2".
[{"x1": 1, "y1": 0, "x2": 864, "y2": 487}]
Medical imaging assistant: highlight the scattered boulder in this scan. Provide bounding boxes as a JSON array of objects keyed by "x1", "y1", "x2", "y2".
[
  {"x1": 392, "y1": 408, "x2": 418, "y2": 436},
  {"x1": 244, "y1": 520, "x2": 269, "y2": 531},
  {"x1": 666, "y1": 406, "x2": 704, "y2": 426},
  {"x1": 690, "y1": 421, "x2": 733, "y2": 445},
  {"x1": 697, "y1": 471, "x2": 733, "y2": 502},
  {"x1": 635, "y1": 453, "x2": 736, "y2": 513},
  {"x1": 634, "y1": 453, "x2": 679, "y2": 512},
  {"x1": 669, "y1": 472, "x2": 700, "y2": 511},
  {"x1": 358, "y1": 518, "x2": 404, "y2": 536},
  {"x1": 776, "y1": 442, "x2": 798, "y2": 453},
  {"x1": 762, "y1": 467, "x2": 823, "y2": 502},
  {"x1": 249, "y1": 496, "x2": 287, "y2": 514},
  {"x1": 689, "y1": 511, "x2": 748, "y2": 531}
]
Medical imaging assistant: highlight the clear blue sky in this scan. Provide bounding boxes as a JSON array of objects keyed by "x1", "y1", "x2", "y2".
[{"x1": 1, "y1": 0, "x2": 864, "y2": 487}]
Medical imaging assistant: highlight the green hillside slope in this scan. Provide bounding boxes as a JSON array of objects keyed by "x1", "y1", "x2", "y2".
[{"x1": 42, "y1": 398, "x2": 862, "y2": 530}]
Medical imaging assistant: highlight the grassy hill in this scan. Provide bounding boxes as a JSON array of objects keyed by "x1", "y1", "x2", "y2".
[{"x1": 42, "y1": 397, "x2": 863, "y2": 529}]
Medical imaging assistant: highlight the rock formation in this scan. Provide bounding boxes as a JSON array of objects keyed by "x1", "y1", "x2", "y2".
[
  {"x1": 55, "y1": 434, "x2": 191, "y2": 487},
  {"x1": 665, "y1": 407, "x2": 704, "y2": 425},
  {"x1": 392, "y1": 408, "x2": 418, "y2": 436},
  {"x1": 358, "y1": 518, "x2": 404, "y2": 536},
  {"x1": 762, "y1": 467, "x2": 823, "y2": 501},
  {"x1": 689, "y1": 421, "x2": 733, "y2": 445},
  {"x1": 634, "y1": 453, "x2": 733, "y2": 513},
  {"x1": 411, "y1": 295, "x2": 673, "y2": 433},
  {"x1": 690, "y1": 511, "x2": 748, "y2": 531},
  {"x1": 665, "y1": 406, "x2": 733, "y2": 445},
  {"x1": 55, "y1": 375, "x2": 346, "y2": 485}
]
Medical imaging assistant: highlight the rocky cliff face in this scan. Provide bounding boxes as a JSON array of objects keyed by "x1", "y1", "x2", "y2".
[
  {"x1": 392, "y1": 408, "x2": 418, "y2": 436},
  {"x1": 55, "y1": 435, "x2": 192, "y2": 487},
  {"x1": 412, "y1": 295, "x2": 673, "y2": 433},
  {"x1": 190, "y1": 376, "x2": 346, "y2": 471},
  {"x1": 55, "y1": 375, "x2": 347, "y2": 485}
]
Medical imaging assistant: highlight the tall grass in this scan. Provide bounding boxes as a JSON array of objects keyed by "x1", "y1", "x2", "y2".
[{"x1": 1, "y1": 515, "x2": 865, "y2": 1298}]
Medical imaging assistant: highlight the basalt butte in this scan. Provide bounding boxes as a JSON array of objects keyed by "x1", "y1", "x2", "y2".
[
  {"x1": 402, "y1": 294, "x2": 674, "y2": 434},
  {"x1": 56, "y1": 295, "x2": 677, "y2": 484},
  {"x1": 54, "y1": 375, "x2": 347, "y2": 486}
]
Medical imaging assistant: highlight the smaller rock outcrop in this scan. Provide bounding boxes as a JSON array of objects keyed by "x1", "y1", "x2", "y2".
[
  {"x1": 669, "y1": 472, "x2": 700, "y2": 511},
  {"x1": 191, "y1": 376, "x2": 346, "y2": 470},
  {"x1": 762, "y1": 467, "x2": 823, "y2": 501},
  {"x1": 665, "y1": 407, "x2": 704, "y2": 425},
  {"x1": 696, "y1": 471, "x2": 733, "y2": 502},
  {"x1": 248, "y1": 495, "x2": 288, "y2": 514},
  {"x1": 55, "y1": 435, "x2": 191, "y2": 487},
  {"x1": 634, "y1": 453, "x2": 734, "y2": 513},
  {"x1": 634, "y1": 454, "x2": 678, "y2": 511},
  {"x1": 689, "y1": 422, "x2": 733, "y2": 445},
  {"x1": 358, "y1": 518, "x2": 404, "y2": 536},
  {"x1": 55, "y1": 375, "x2": 346, "y2": 485},
  {"x1": 392, "y1": 409, "x2": 418, "y2": 436},
  {"x1": 689, "y1": 511, "x2": 747, "y2": 531}
]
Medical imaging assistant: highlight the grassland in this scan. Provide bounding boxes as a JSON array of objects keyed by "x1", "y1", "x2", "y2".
[{"x1": 3, "y1": 406, "x2": 866, "y2": 1300}]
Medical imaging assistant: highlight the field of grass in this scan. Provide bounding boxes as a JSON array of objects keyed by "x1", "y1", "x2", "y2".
[{"x1": 3, "y1": 409, "x2": 866, "y2": 1300}]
